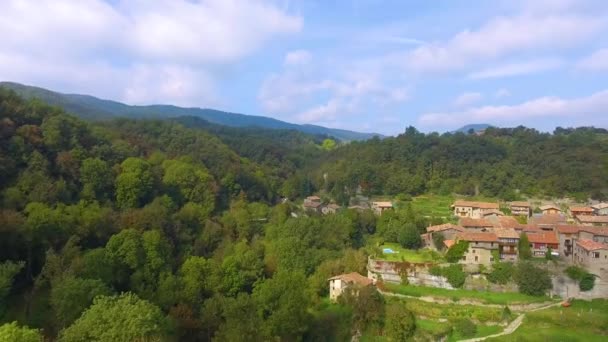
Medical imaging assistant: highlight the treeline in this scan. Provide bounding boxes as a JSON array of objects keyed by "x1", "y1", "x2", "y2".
[{"x1": 298, "y1": 126, "x2": 608, "y2": 202}]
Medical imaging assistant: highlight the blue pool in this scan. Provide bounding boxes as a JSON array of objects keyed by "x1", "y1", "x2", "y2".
[{"x1": 383, "y1": 248, "x2": 398, "y2": 254}]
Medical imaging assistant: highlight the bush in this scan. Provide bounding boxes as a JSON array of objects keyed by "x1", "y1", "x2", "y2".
[
  {"x1": 454, "y1": 318, "x2": 477, "y2": 338},
  {"x1": 579, "y1": 273, "x2": 595, "y2": 292},
  {"x1": 565, "y1": 266, "x2": 586, "y2": 280},
  {"x1": 430, "y1": 264, "x2": 466, "y2": 288},
  {"x1": 502, "y1": 306, "x2": 512, "y2": 321},
  {"x1": 445, "y1": 241, "x2": 469, "y2": 263},
  {"x1": 487, "y1": 262, "x2": 514, "y2": 284},
  {"x1": 514, "y1": 262, "x2": 552, "y2": 296},
  {"x1": 432, "y1": 233, "x2": 445, "y2": 251}
]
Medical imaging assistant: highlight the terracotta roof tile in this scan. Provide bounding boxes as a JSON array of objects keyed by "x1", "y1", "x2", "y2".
[
  {"x1": 426, "y1": 223, "x2": 465, "y2": 233},
  {"x1": 576, "y1": 215, "x2": 608, "y2": 224},
  {"x1": 510, "y1": 201, "x2": 530, "y2": 207},
  {"x1": 576, "y1": 239, "x2": 608, "y2": 251},
  {"x1": 494, "y1": 228, "x2": 520, "y2": 239},
  {"x1": 444, "y1": 239, "x2": 455, "y2": 248},
  {"x1": 591, "y1": 203, "x2": 608, "y2": 210},
  {"x1": 457, "y1": 232, "x2": 498, "y2": 242},
  {"x1": 459, "y1": 217, "x2": 494, "y2": 228},
  {"x1": 570, "y1": 206, "x2": 594, "y2": 213},
  {"x1": 527, "y1": 232, "x2": 558, "y2": 245},
  {"x1": 556, "y1": 225, "x2": 581, "y2": 234},
  {"x1": 328, "y1": 272, "x2": 373, "y2": 286}
]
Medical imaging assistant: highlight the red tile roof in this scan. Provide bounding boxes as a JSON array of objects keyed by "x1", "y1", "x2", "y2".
[
  {"x1": 494, "y1": 228, "x2": 520, "y2": 239},
  {"x1": 510, "y1": 201, "x2": 530, "y2": 207},
  {"x1": 540, "y1": 204, "x2": 561, "y2": 211},
  {"x1": 570, "y1": 206, "x2": 594, "y2": 213},
  {"x1": 452, "y1": 201, "x2": 499, "y2": 209},
  {"x1": 576, "y1": 215, "x2": 608, "y2": 224},
  {"x1": 426, "y1": 223, "x2": 465, "y2": 233},
  {"x1": 576, "y1": 239, "x2": 608, "y2": 251},
  {"x1": 556, "y1": 225, "x2": 581, "y2": 234},
  {"x1": 329, "y1": 272, "x2": 373, "y2": 286},
  {"x1": 457, "y1": 232, "x2": 498, "y2": 242},
  {"x1": 459, "y1": 217, "x2": 494, "y2": 228},
  {"x1": 444, "y1": 239, "x2": 455, "y2": 248},
  {"x1": 529, "y1": 214, "x2": 567, "y2": 226},
  {"x1": 527, "y1": 232, "x2": 558, "y2": 245},
  {"x1": 579, "y1": 227, "x2": 608, "y2": 236}
]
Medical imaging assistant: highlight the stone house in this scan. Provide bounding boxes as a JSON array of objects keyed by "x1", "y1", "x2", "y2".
[
  {"x1": 321, "y1": 203, "x2": 341, "y2": 215},
  {"x1": 457, "y1": 232, "x2": 499, "y2": 265},
  {"x1": 452, "y1": 201, "x2": 499, "y2": 219},
  {"x1": 328, "y1": 272, "x2": 373, "y2": 302},
  {"x1": 556, "y1": 225, "x2": 581, "y2": 258},
  {"x1": 573, "y1": 239, "x2": 608, "y2": 274},
  {"x1": 569, "y1": 206, "x2": 594, "y2": 218},
  {"x1": 510, "y1": 201, "x2": 531, "y2": 217},
  {"x1": 371, "y1": 201, "x2": 393, "y2": 215},
  {"x1": 578, "y1": 227, "x2": 608, "y2": 244},
  {"x1": 494, "y1": 229, "x2": 519, "y2": 261},
  {"x1": 539, "y1": 204, "x2": 562, "y2": 215},
  {"x1": 303, "y1": 196, "x2": 322, "y2": 213},
  {"x1": 528, "y1": 214, "x2": 567, "y2": 231},
  {"x1": 527, "y1": 232, "x2": 559, "y2": 257},
  {"x1": 576, "y1": 215, "x2": 608, "y2": 227},
  {"x1": 459, "y1": 217, "x2": 494, "y2": 231},
  {"x1": 592, "y1": 203, "x2": 608, "y2": 216}
]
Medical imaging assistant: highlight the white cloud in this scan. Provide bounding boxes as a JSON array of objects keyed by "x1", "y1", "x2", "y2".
[
  {"x1": 577, "y1": 48, "x2": 608, "y2": 70},
  {"x1": 494, "y1": 88, "x2": 511, "y2": 98},
  {"x1": 401, "y1": 14, "x2": 604, "y2": 72},
  {"x1": 284, "y1": 50, "x2": 312, "y2": 66},
  {"x1": 467, "y1": 58, "x2": 564, "y2": 79},
  {"x1": 0, "y1": 0, "x2": 301, "y2": 106},
  {"x1": 419, "y1": 90, "x2": 608, "y2": 128},
  {"x1": 453, "y1": 92, "x2": 483, "y2": 107}
]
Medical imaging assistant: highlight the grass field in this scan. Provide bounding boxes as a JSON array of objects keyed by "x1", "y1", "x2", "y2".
[
  {"x1": 411, "y1": 195, "x2": 454, "y2": 218},
  {"x1": 383, "y1": 283, "x2": 555, "y2": 305},
  {"x1": 488, "y1": 299, "x2": 608, "y2": 341},
  {"x1": 375, "y1": 243, "x2": 444, "y2": 263}
]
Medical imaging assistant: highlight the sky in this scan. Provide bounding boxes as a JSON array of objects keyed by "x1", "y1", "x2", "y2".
[{"x1": 1, "y1": 0, "x2": 608, "y2": 135}]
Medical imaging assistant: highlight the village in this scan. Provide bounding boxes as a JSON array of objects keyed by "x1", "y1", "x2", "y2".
[{"x1": 300, "y1": 196, "x2": 608, "y2": 301}]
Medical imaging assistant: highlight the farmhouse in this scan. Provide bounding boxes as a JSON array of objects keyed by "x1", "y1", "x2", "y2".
[
  {"x1": 457, "y1": 232, "x2": 499, "y2": 265},
  {"x1": 328, "y1": 272, "x2": 373, "y2": 302},
  {"x1": 592, "y1": 203, "x2": 608, "y2": 216},
  {"x1": 539, "y1": 204, "x2": 561, "y2": 215},
  {"x1": 576, "y1": 215, "x2": 608, "y2": 226},
  {"x1": 303, "y1": 196, "x2": 322, "y2": 212},
  {"x1": 569, "y1": 206, "x2": 594, "y2": 218},
  {"x1": 527, "y1": 232, "x2": 559, "y2": 257},
  {"x1": 458, "y1": 217, "x2": 494, "y2": 231},
  {"x1": 371, "y1": 201, "x2": 393, "y2": 215},
  {"x1": 573, "y1": 239, "x2": 608, "y2": 274},
  {"x1": 510, "y1": 201, "x2": 531, "y2": 216},
  {"x1": 451, "y1": 200, "x2": 499, "y2": 219}
]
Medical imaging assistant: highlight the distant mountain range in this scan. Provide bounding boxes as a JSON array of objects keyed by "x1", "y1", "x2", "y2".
[
  {"x1": 0, "y1": 82, "x2": 382, "y2": 141},
  {"x1": 454, "y1": 123, "x2": 493, "y2": 133}
]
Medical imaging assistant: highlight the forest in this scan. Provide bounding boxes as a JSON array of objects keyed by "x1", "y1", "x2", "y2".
[{"x1": 0, "y1": 86, "x2": 607, "y2": 341}]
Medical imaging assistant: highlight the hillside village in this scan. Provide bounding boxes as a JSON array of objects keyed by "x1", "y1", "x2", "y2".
[{"x1": 309, "y1": 196, "x2": 608, "y2": 305}]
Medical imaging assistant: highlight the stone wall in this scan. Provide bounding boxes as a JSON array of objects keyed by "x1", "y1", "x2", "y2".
[{"x1": 367, "y1": 258, "x2": 454, "y2": 289}]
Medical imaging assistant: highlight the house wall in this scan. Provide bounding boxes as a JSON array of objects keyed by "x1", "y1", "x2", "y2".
[
  {"x1": 595, "y1": 208, "x2": 608, "y2": 216},
  {"x1": 454, "y1": 206, "x2": 482, "y2": 219},
  {"x1": 329, "y1": 279, "x2": 344, "y2": 302},
  {"x1": 543, "y1": 209, "x2": 561, "y2": 215},
  {"x1": 574, "y1": 246, "x2": 608, "y2": 274},
  {"x1": 558, "y1": 233, "x2": 578, "y2": 259},
  {"x1": 461, "y1": 246, "x2": 494, "y2": 265},
  {"x1": 511, "y1": 206, "x2": 530, "y2": 216}
]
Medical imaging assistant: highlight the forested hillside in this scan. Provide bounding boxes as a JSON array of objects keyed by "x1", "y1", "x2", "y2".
[
  {"x1": 1, "y1": 87, "x2": 608, "y2": 341},
  {"x1": 301, "y1": 126, "x2": 608, "y2": 202}
]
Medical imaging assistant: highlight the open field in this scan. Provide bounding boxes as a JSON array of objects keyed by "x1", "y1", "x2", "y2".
[
  {"x1": 375, "y1": 243, "x2": 444, "y2": 263},
  {"x1": 383, "y1": 283, "x2": 555, "y2": 306},
  {"x1": 488, "y1": 299, "x2": 608, "y2": 341},
  {"x1": 411, "y1": 195, "x2": 454, "y2": 218}
]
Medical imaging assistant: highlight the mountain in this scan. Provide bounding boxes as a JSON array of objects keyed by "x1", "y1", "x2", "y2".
[
  {"x1": 0, "y1": 82, "x2": 381, "y2": 141},
  {"x1": 454, "y1": 123, "x2": 493, "y2": 133}
]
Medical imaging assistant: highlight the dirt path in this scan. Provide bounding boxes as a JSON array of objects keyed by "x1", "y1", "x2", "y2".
[{"x1": 457, "y1": 301, "x2": 563, "y2": 342}]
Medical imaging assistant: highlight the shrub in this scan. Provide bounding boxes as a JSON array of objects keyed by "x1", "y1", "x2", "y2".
[
  {"x1": 454, "y1": 318, "x2": 477, "y2": 338},
  {"x1": 445, "y1": 241, "x2": 469, "y2": 263},
  {"x1": 432, "y1": 233, "x2": 445, "y2": 251},
  {"x1": 514, "y1": 262, "x2": 552, "y2": 296},
  {"x1": 518, "y1": 233, "x2": 532, "y2": 260},
  {"x1": 579, "y1": 273, "x2": 595, "y2": 292},
  {"x1": 487, "y1": 262, "x2": 514, "y2": 284},
  {"x1": 565, "y1": 266, "x2": 586, "y2": 281},
  {"x1": 430, "y1": 264, "x2": 466, "y2": 288},
  {"x1": 502, "y1": 306, "x2": 512, "y2": 321}
]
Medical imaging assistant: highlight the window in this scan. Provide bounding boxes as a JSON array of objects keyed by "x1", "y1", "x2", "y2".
[
  {"x1": 593, "y1": 252, "x2": 600, "y2": 259},
  {"x1": 472, "y1": 249, "x2": 476, "y2": 254},
  {"x1": 475, "y1": 256, "x2": 478, "y2": 262}
]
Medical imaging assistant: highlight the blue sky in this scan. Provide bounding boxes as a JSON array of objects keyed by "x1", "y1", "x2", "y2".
[{"x1": 1, "y1": 0, "x2": 608, "y2": 135}]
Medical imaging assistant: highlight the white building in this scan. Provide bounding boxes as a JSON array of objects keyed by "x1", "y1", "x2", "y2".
[{"x1": 328, "y1": 272, "x2": 373, "y2": 301}]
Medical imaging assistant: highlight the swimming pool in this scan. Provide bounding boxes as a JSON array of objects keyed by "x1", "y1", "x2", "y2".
[{"x1": 383, "y1": 248, "x2": 398, "y2": 254}]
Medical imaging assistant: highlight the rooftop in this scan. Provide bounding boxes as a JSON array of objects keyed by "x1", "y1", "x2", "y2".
[
  {"x1": 529, "y1": 214, "x2": 567, "y2": 226},
  {"x1": 372, "y1": 201, "x2": 393, "y2": 207},
  {"x1": 539, "y1": 204, "x2": 561, "y2": 211},
  {"x1": 328, "y1": 272, "x2": 373, "y2": 286},
  {"x1": 579, "y1": 227, "x2": 608, "y2": 237},
  {"x1": 591, "y1": 203, "x2": 608, "y2": 210},
  {"x1": 510, "y1": 201, "x2": 530, "y2": 207},
  {"x1": 570, "y1": 206, "x2": 594, "y2": 213},
  {"x1": 576, "y1": 239, "x2": 608, "y2": 251},
  {"x1": 426, "y1": 223, "x2": 464, "y2": 233},
  {"x1": 494, "y1": 228, "x2": 520, "y2": 239},
  {"x1": 576, "y1": 215, "x2": 608, "y2": 224},
  {"x1": 482, "y1": 209, "x2": 504, "y2": 217},
  {"x1": 459, "y1": 217, "x2": 494, "y2": 228},
  {"x1": 487, "y1": 215, "x2": 520, "y2": 229},
  {"x1": 452, "y1": 200, "x2": 499, "y2": 209},
  {"x1": 457, "y1": 231, "x2": 498, "y2": 243},
  {"x1": 556, "y1": 225, "x2": 581, "y2": 234},
  {"x1": 526, "y1": 232, "x2": 558, "y2": 245}
]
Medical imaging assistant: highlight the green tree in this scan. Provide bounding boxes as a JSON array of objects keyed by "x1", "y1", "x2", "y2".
[
  {"x1": 162, "y1": 159, "x2": 215, "y2": 212},
  {"x1": 215, "y1": 293, "x2": 266, "y2": 342},
  {"x1": 253, "y1": 271, "x2": 310, "y2": 340},
  {"x1": 179, "y1": 256, "x2": 214, "y2": 306},
  {"x1": 384, "y1": 303, "x2": 416, "y2": 341},
  {"x1": 0, "y1": 322, "x2": 42, "y2": 342},
  {"x1": 514, "y1": 262, "x2": 552, "y2": 296},
  {"x1": 398, "y1": 223, "x2": 422, "y2": 249},
  {"x1": 51, "y1": 276, "x2": 112, "y2": 328},
  {"x1": 59, "y1": 293, "x2": 171, "y2": 342},
  {"x1": 487, "y1": 262, "x2": 514, "y2": 284},
  {"x1": 321, "y1": 139, "x2": 337, "y2": 151},
  {"x1": 115, "y1": 158, "x2": 154, "y2": 209},
  {"x1": 80, "y1": 158, "x2": 113, "y2": 201},
  {"x1": 445, "y1": 241, "x2": 469, "y2": 263},
  {"x1": 518, "y1": 233, "x2": 532, "y2": 260},
  {"x1": 0, "y1": 261, "x2": 24, "y2": 315},
  {"x1": 339, "y1": 285, "x2": 385, "y2": 333}
]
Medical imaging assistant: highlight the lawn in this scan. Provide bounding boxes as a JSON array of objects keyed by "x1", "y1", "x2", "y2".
[
  {"x1": 383, "y1": 283, "x2": 556, "y2": 306},
  {"x1": 411, "y1": 195, "x2": 454, "y2": 218},
  {"x1": 488, "y1": 299, "x2": 608, "y2": 341},
  {"x1": 375, "y1": 243, "x2": 444, "y2": 263}
]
